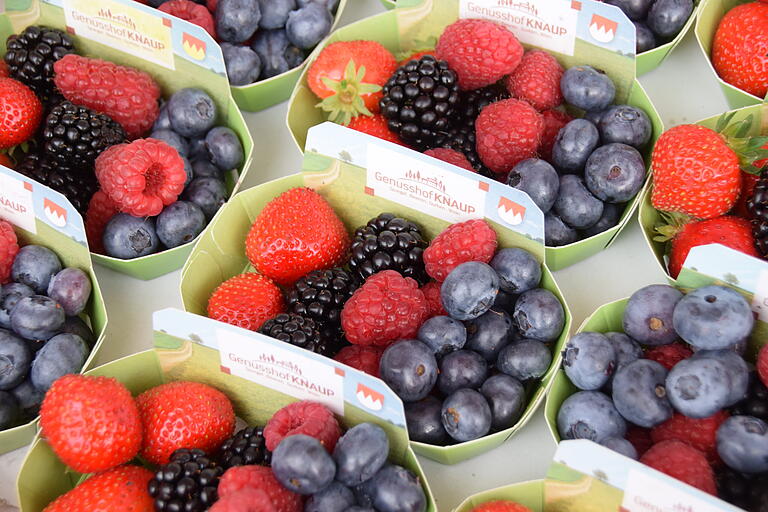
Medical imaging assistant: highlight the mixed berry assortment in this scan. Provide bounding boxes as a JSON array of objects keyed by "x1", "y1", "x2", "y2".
[{"x1": 606, "y1": 0, "x2": 694, "y2": 53}]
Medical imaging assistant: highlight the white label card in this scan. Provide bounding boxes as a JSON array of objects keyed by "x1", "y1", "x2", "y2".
[
  {"x1": 752, "y1": 269, "x2": 768, "y2": 322},
  {"x1": 622, "y1": 469, "x2": 724, "y2": 512},
  {"x1": 0, "y1": 173, "x2": 35, "y2": 234}
]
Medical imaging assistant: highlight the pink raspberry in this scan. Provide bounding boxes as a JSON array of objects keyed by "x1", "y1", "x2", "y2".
[
  {"x1": 85, "y1": 191, "x2": 119, "y2": 254},
  {"x1": 758, "y1": 344, "x2": 768, "y2": 388},
  {"x1": 210, "y1": 488, "x2": 277, "y2": 512},
  {"x1": 539, "y1": 109, "x2": 572, "y2": 161},
  {"x1": 505, "y1": 50, "x2": 564, "y2": 111},
  {"x1": 334, "y1": 345, "x2": 384, "y2": 378},
  {"x1": 423, "y1": 219, "x2": 498, "y2": 282},
  {"x1": 651, "y1": 411, "x2": 729, "y2": 466},
  {"x1": 640, "y1": 440, "x2": 716, "y2": 494},
  {"x1": 0, "y1": 220, "x2": 19, "y2": 283},
  {"x1": 476, "y1": 99, "x2": 544, "y2": 175},
  {"x1": 421, "y1": 281, "x2": 447, "y2": 318},
  {"x1": 159, "y1": 0, "x2": 216, "y2": 37},
  {"x1": 424, "y1": 148, "x2": 474, "y2": 172},
  {"x1": 263, "y1": 401, "x2": 341, "y2": 453},
  {"x1": 217, "y1": 466, "x2": 301, "y2": 512},
  {"x1": 644, "y1": 342, "x2": 693, "y2": 370}
]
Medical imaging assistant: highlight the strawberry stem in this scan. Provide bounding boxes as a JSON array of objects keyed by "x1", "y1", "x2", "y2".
[{"x1": 316, "y1": 59, "x2": 382, "y2": 126}]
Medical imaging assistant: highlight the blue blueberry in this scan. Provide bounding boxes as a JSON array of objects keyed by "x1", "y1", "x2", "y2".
[
  {"x1": 251, "y1": 29, "x2": 305, "y2": 79},
  {"x1": 552, "y1": 119, "x2": 600, "y2": 174},
  {"x1": 103, "y1": 214, "x2": 159, "y2": 259},
  {"x1": 0, "y1": 329, "x2": 32, "y2": 390},
  {"x1": 0, "y1": 391, "x2": 19, "y2": 429},
  {"x1": 404, "y1": 396, "x2": 450, "y2": 445},
  {"x1": 206, "y1": 126, "x2": 244, "y2": 171},
  {"x1": 622, "y1": 284, "x2": 682, "y2": 346},
  {"x1": 506, "y1": 159, "x2": 559, "y2": 213},
  {"x1": 285, "y1": 45, "x2": 306, "y2": 69},
  {"x1": 333, "y1": 422, "x2": 389, "y2": 486},
  {"x1": 156, "y1": 201, "x2": 206, "y2": 249},
  {"x1": 464, "y1": 308, "x2": 514, "y2": 362},
  {"x1": 580, "y1": 203, "x2": 624, "y2": 238},
  {"x1": 554, "y1": 175, "x2": 604, "y2": 230},
  {"x1": 347, "y1": 508, "x2": 374, "y2": 512},
  {"x1": 216, "y1": 0, "x2": 261, "y2": 43},
  {"x1": 272, "y1": 434, "x2": 336, "y2": 494},
  {"x1": 258, "y1": 0, "x2": 296, "y2": 29},
  {"x1": 11, "y1": 245, "x2": 62, "y2": 294},
  {"x1": 191, "y1": 158, "x2": 223, "y2": 180},
  {"x1": 561, "y1": 66, "x2": 616, "y2": 112},
  {"x1": 10, "y1": 295, "x2": 65, "y2": 340},
  {"x1": 306, "y1": 481, "x2": 356, "y2": 512},
  {"x1": 30, "y1": 333, "x2": 88, "y2": 391},
  {"x1": 585, "y1": 143, "x2": 646, "y2": 203},
  {"x1": 221, "y1": 43, "x2": 262, "y2": 86},
  {"x1": 673, "y1": 285, "x2": 754, "y2": 351},
  {"x1": 46, "y1": 268, "x2": 91, "y2": 317},
  {"x1": 61, "y1": 316, "x2": 95, "y2": 347},
  {"x1": 492, "y1": 290, "x2": 518, "y2": 314},
  {"x1": 603, "y1": 331, "x2": 643, "y2": 390},
  {"x1": 297, "y1": 0, "x2": 338, "y2": 7},
  {"x1": 497, "y1": 339, "x2": 552, "y2": 381},
  {"x1": 417, "y1": 316, "x2": 466, "y2": 357},
  {"x1": 612, "y1": 359, "x2": 672, "y2": 428},
  {"x1": 150, "y1": 129, "x2": 188, "y2": 157},
  {"x1": 600, "y1": 437, "x2": 638, "y2": 459},
  {"x1": 545, "y1": 212, "x2": 579, "y2": 246},
  {"x1": 367, "y1": 465, "x2": 427, "y2": 512},
  {"x1": 512, "y1": 288, "x2": 565, "y2": 343},
  {"x1": 605, "y1": 0, "x2": 653, "y2": 20},
  {"x1": 557, "y1": 391, "x2": 627, "y2": 441},
  {"x1": 441, "y1": 388, "x2": 492, "y2": 442},
  {"x1": 584, "y1": 109, "x2": 608, "y2": 125},
  {"x1": 153, "y1": 103, "x2": 172, "y2": 131},
  {"x1": 717, "y1": 416, "x2": 768, "y2": 473},
  {"x1": 183, "y1": 177, "x2": 227, "y2": 220},
  {"x1": 634, "y1": 22, "x2": 657, "y2": 53},
  {"x1": 437, "y1": 350, "x2": 488, "y2": 395},
  {"x1": 167, "y1": 88, "x2": 217, "y2": 138},
  {"x1": 440, "y1": 262, "x2": 499, "y2": 321},
  {"x1": 666, "y1": 357, "x2": 732, "y2": 418},
  {"x1": 598, "y1": 105, "x2": 652, "y2": 148},
  {"x1": 0, "y1": 283, "x2": 33, "y2": 329},
  {"x1": 285, "y1": 2, "x2": 333, "y2": 49},
  {"x1": 181, "y1": 157, "x2": 194, "y2": 187},
  {"x1": 692, "y1": 349, "x2": 749, "y2": 405},
  {"x1": 490, "y1": 248, "x2": 541, "y2": 295},
  {"x1": 379, "y1": 340, "x2": 438, "y2": 402},
  {"x1": 479, "y1": 374, "x2": 525, "y2": 430},
  {"x1": 562, "y1": 332, "x2": 616, "y2": 390},
  {"x1": 10, "y1": 378, "x2": 44, "y2": 419},
  {"x1": 647, "y1": 0, "x2": 693, "y2": 39},
  {"x1": 188, "y1": 137, "x2": 208, "y2": 160}
]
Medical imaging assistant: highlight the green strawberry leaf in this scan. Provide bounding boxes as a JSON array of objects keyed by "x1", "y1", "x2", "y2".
[{"x1": 316, "y1": 59, "x2": 381, "y2": 126}]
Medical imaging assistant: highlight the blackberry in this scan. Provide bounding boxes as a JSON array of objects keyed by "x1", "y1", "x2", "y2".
[
  {"x1": 748, "y1": 169, "x2": 768, "y2": 258},
  {"x1": 716, "y1": 467, "x2": 768, "y2": 511},
  {"x1": 731, "y1": 373, "x2": 768, "y2": 421},
  {"x1": 4, "y1": 26, "x2": 76, "y2": 102},
  {"x1": 349, "y1": 213, "x2": 428, "y2": 284},
  {"x1": 286, "y1": 268, "x2": 357, "y2": 332},
  {"x1": 259, "y1": 312, "x2": 344, "y2": 356},
  {"x1": 148, "y1": 448, "x2": 222, "y2": 512},
  {"x1": 15, "y1": 153, "x2": 97, "y2": 215},
  {"x1": 41, "y1": 101, "x2": 126, "y2": 169},
  {"x1": 380, "y1": 55, "x2": 461, "y2": 150},
  {"x1": 217, "y1": 426, "x2": 271, "y2": 470}
]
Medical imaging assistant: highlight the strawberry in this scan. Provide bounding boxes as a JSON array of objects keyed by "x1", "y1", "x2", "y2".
[
  {"x1": 245, "y1": 187, "x2": 350, "y2": 286},
  {"x1": 0, "y1": 153, "x2": 14, "y2": 168},
  {"x1": 136, "y1": 381, "x2": 235, "y2": 465},
  {"x1": 712, "y1": 2, "x2": 768, "y2": 99},
  {"x1": 43, "y1": 465, "x2": 153, "y2": 512},
  {"x1": 0, "y1": 78, "x2": 42, "y2": 149},
  {"x1": 308, "y1": 41, "x2": 397, "y2": 124},
  {"x1": 0, "y1": 61, "x2": 8, "y2": 78},
  {"x1": 39, "y1": 375, "x2": 142, "y2": 474},
  {"x1": 347, "y1": 114, "x2": 403, "y2": 145},
  {"x1": 208, "y1": 272, "x2": 285, "y2": 331}
]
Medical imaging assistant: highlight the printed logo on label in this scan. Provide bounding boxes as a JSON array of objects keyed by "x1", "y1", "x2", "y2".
[
  {"x1": 497, "y1": 196, "x2": 526, "y2": 225},
  {"x1": 182, "y1": 32, "x2": 206, "y2": 61},
  {"x1": 588, "y1": 13, "x2": 618, "y2": 43},
  {"x1": 0, "y1": 173, "x2": 36, "y2": 234},
  {"x1": 356, "y1": 383, "x2": 385, "y2": 411},
  {"x1": 622, "y1": 469, "x2": 726, "y2": 512},
  {"x1": 43, "y1": 198, "x2": 68, "y2": 228}
]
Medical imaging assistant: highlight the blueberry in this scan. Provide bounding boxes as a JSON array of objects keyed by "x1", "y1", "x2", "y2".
[
  {"x1": 333, "y1": 423, "x2": 389, "y2": 487},
  {"x1": 437, "y1": 350, "x2": 488, "y2": 395},
  {"x1": 512, "y1": 288, "x2": 565, "y2": 343},
  {"x1": 490, "y1": 248, "x2": 541, "y2": 295},
  {"x1": 647, "y1": 0, "x2": 693, "y2": 39},
  {"x1": 379, "y1": 340, "x2": 438, "y2": 402},
  {"x1": 404, "y1": 396, "x2": 450, "y2": 445},
  {"x1": 191, "y1": 158, "x2": 223, "y2": 180},
  {"x1": 183, "y1": 177, "x2": 227, "y2": 220},
  {"x1": 347, "y1": 508, "x2": 375, "y2": 512},
  {"x1": 46, "y1": 268, "x2": 91, "y2": 316},
  {"x1": 717, "y1": 416, "x2": 768, "y2": 473},
  {"x1": 506, "y1": 159, "x2": 560, "y2": 213},
  {"x1": 545, "y1": 212, "x2": 579, "y2": 247},
  {"x1": 598, "y1": 105, "x2": 652, "y2": 149},
  {"x1": 692, "y1": 349, "x2": 749, "y2": 405},
  {"x1": 251, "y1": 29, "x2": 304, "y2": 79},
  {"x1": 297, "y1": 0, "x2": 338, "y2": 7},
  {"x1": 216, "y1": 0, "x2": 261, "y2": 43},
  {"x1": 306, "y1": 481, "x2": 356, "y2": 512},
  {"x1": 600, "y1": 437, "x2": 638, "y2": 459},
  {"x1": 153, "y1": 103, "x2": 172, "y2": 131},
  {"x1": 150, "y1": 129, "x2": 188, "y2": 157},
  {"x1": 10, "y1": 378, "x2": 44, "y2": 419},
  {"x1": 102, "y1": 214, "x2": 159, "y2": 259},
  {"x1": 417, "y1": 316, "x2": 466, "y2": 357},
  {"x1": 560, "y1": 66, "x2": 616, "y2": 112},
  {"x1": 61, "y1": 316, "x2": 95, "y2": 347},
  {"x1": 441, "y1": 388, "x2": 492, "y2": 442},
  {"x1": 557, "y1": 391, "x2": 627, "y2": 441},
  {"x1": 30, "y1": 333, "x2": 88, "y2": 391},
  {"x1": 0, "y1": 330, "x2": 32, "y2": 390},
  {"x1": 0, "y1": 391, "x2": 19, "y2": 429},
  {"x1": 0, "y1": 283, "x2": 33, "y2": 329},
  {"x1": 584, "y1": 143, "x2": 646, "y2": 203},
  {"x1": 554, "y1": 175, "x2": 604, "y2": 230},
  {"x1": 479, "y1": 374, "x2": 525, "y2": 430},
  {"x1": 258, "y1": 0, "x2": 296, "y2": 29},
  {"x1": 673, "y1": 285, "x2": 754, "y2": 351},
  {"x1": 603, "y1": 331, "x2": 643, "y2": 390},
  {"x1": 11, "y1": 245, "x2": 62, "y2": 294},
  {"x1": 497, "y1": 339, "x2": 552, "y2": 381},
  {"x1": 221, "y1": 42, "x2": 262, "y2": 86},
  {"x1": 206, "y1": 126, "x2": 244, "y2": 171},
  {"x1": 181, "y1": 157, "x2": 194, "y2": 187},
  {"x1": 285, "y1": 45, "x2": 306, "y2": 69},
  {"x1": 580, "y1": 203, "x2": 624, "y2": 238},
  {"x1": 167, "y1": 88, "x2": 217, "y2": 138},
  {"x1": 666, "y1": 357, "x2": 732, "y2": 418},
  {"x1": 612, "y1": 359, "x2": 672, "y2": 428},
  {"x1": 634, "y1": 21, "x2": 657, "y2": 53},
  {"x1": 188, "y1": 137, "x2": 208, "y2": 160},
  {"x1": 605, "y1": 0, "x2": 653, "y2": 19},
  {"x1": 156, "y1": 201, "x2": 206, "y2": 249},
  {"x1": 552, "y1": 119, "x2": 600, "y2": 174},
  {"x1": 10, "y1": 295, "x2": 65, "y2": 340},
  {"x1": 562, "y1": 332, "x2": 616, "y2": 390},
  {"x1": 622, "y1": 284, "x2": 682, "y2": 346},
  {"x1": 285, "y1": 2, "x2": 333, "y2": 49},
  {"x1": 464, "y1": 308, "x2": 514, "y2": 362},
  {"x1": 440, "y1": 262, "x2": 499, "y2": 321},
  {"x1": 272, "y1": 434, "x2": 336, "y2": 494},
  {"x1": 367, "y1": 465, "x2": 426, "y2": 512},
  {"x1": 492, "y1": 290, "x2": 518, "y2": 314},
  {"x1": 584, "y1": 109, "x2": 608, "y2": 125}
]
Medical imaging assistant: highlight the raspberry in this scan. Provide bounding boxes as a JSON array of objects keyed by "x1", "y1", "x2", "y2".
[
  {"x1": 424, "y1": 148, "x2": 475, "y2": 172},
  {"x1": 644, "y1": 342, "x2": 693, "y2": 370},
  {"x1": 207, "y1": 0, "x2": 218, "y2": 11},
  {"x1": 208, "y1": 273, "x2": 285, "y2": 331},
  {"x1": 341, "y1": 270, "x2": 429, "y2": 346},
  {"x1": 54, "y1": 54, "x2": 161, "y2": 139},
  {"x1": 263, "y1": 401, "x2": 342, "y2": 453},
  {"x1": 217, "y1": 466, "x2": 302, "y2": 512},
  {"x1": 759, "y1": 344, "x2": 768, "y2": 388},
  {"x1": 159, "y1": 0, "x2": 216, "y2": 37},
  {"x1": 435, "y1": 19, "x2": 523, "y2": 90},
  {"x1": 471, "y1": 501, "x2": 533, "y2": 512},
  {"x1": 95, "y1": 138, "x2": 187, "y2": 217},
  {"x1": 210, "y1": 488, "x2": 276, "y2": 512},
  {"x1": 421, "y1": 281, "x2": 447, "y2": 318},
  {"x1": 651, "y1": 411, "x2": 729, "y2": 465},
  {"x1": 334, "y1": 345, "x2": 384, "y2": 377},
  {"x1": 85, "y1": 191, "x2": 119, "y2": 254},
  {"x1": 625, "y1": 426, "x2": 653, "y2": 457},
  {"x1": 423, "y1": 219, "x2": 498, "y2": 282},
  {"x1": 505, "y1": 50, "x2": 564, "y2": 111},
  {"x1": 476, "y1": 99, "x2": 544, "y2": 175},
  {"x1": 640, "y1": 440, "x2": 716, "y2": 494},
  {"x1": 538, "y1": 109, "x2": 572, "y2": 161},
  {"x1": 0, "y1": 220, "x2": 19, "y2": 284}
]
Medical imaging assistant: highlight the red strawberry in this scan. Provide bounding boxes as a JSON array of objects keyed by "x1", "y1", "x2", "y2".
[
  {"x1": 0, "y1": 61, "x2": 8, "y2": 78},
  {"x1": 136, "y1": 381, "x2": 235, "y2": 465},
  {"x1": 732, "y1": 171, "x2": 760, "y2": 218},
  {"x1": 43, "y1": 465, "x2": 153, "y2": 512},
  {"x1": 0, "y1": 78, "x2": 42, "y2": 149},
  {"x1": 245, "y1": 188, "x2": 350, "y2": 286},
  {"x1": 539, "y1": 109, "x2": 572, "y2": 161},
  {"x1": 0, "y1": 220, "x2": 19, "y2": 284},
  {"x1": 504, "y1": 50, "x2": 564, "y2": 111},
  {"x1": 476, "y1": 99, "x2": 544, "y2": 176},
  {"x1": 39, "y1": 375, "x2": 142, "y2": 474},
  {"x1": 712, "y1": 2, "x2": 768, "y2": 99},
  {"x1": 471, "y1": 502, "x2": 533, "y2": 512},
  {"x1": 424, "y1": 148, "x2": 475, "y2": 172},
  {"x1": 347, "y1": 114, "x2": 403, "y2": 145},
  {"x1": 208, "y1": 272, "x2": 285, "y2": 331}
]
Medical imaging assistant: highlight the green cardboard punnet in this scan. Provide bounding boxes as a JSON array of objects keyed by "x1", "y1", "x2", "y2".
[
  {"x1": 284, "y1": 0, "x2": 664, "y2": 271},
  {"x1": 1, "y1": 0, "x2": 255, "y2": 280}
]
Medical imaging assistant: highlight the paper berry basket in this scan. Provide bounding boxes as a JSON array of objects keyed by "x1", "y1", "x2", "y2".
[
  {"x1": 0, "y1": 166, "x2": 108, "y2": 455},
  {"x1": 285, "y1": 0, "x2": 663, "y2": 271},
  {"x1": 15, "y1": 308, "x2": 436, "y2": 512},
  {"x1": 0, "y1": 0, "x2": 254, "y2": 280}
]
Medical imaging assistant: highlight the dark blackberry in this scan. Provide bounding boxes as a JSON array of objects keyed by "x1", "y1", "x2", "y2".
[
  {"x1": 41, "y1": 101, "x2": 126, "y2": 169},
  {"x1": 259, "y1": 312, "x2": 344, "y2": 356},
  {"x1": 217, "y1": 426, "x2": 271, "y2": 469},
  {"x1": 15, "y1": 153, "x2": 97, "y2": 215},
  {"x1": 4, "y1": 26, "x2": 76, "y2": 102},
  {"x1": 379, "y1": 55, "x2": 461, "y2": 150},
  {"x1": 716, "y1": 467, "x2": 768, "y2": 511},
  {"x1": 748, "y1": 169, "x2": 768, "y2": 258},
  {"x1": 349, "y1": 213, "x2": 428, "y2": 284},
  {"x1": 148, "y1": 448, "x2": 222, "y2": 512},
  {"x1": 285, "y1": 268, "x2": 357, "y2": 332},
  {"x1": 731, "y1": 373, "x2": 768, "y2": 421}
]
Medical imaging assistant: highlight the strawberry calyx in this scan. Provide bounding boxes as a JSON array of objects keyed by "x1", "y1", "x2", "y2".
[
  {"x1": 317, "y1": 59, "x2": 382, "y2": 126},
  {"x1": 714, "y1": 112, "x2": 768, "y2": 174},
  {"x1": 653, "y1": 211, "x2": 693, "y2": 243}
]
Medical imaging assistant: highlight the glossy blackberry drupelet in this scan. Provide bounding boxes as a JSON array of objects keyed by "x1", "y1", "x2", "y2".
[
  {"x1": 148, "y1": 448, "x2": 223, "y2": 512},
  {"x1": 286, "y1": 268, "x2": 357, "y2": 334},
  {"x1": 380, "y1": 55, "x2": 461, "y2": 150},
  {"x1": 748, "y1": 169, "x2": 768, "y2": 258},
  {"x1": 349, "y1": 213, "x2": 428, "y2": 285},
  {"x1": 217, "y1": 426, "x2": 271, "y2": 469},
  {"x1": 731, "y1": 374, "x2": 768, "y2": 422},
  {"x1": 259, "y1": 312, "x2": 343, "y2": 356},
  {"x1": 716, "y1": 467, "x2": 768, "y2": 511},
  {"x1": 3, "y1": 26, "x2": 76, "y2": 102},
  {"x1": 14, "y1": 153, "x2": 96, "y2": 215},
  {"x1": 41, "y1": 101, "x2": 126, "y2": 168}
]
